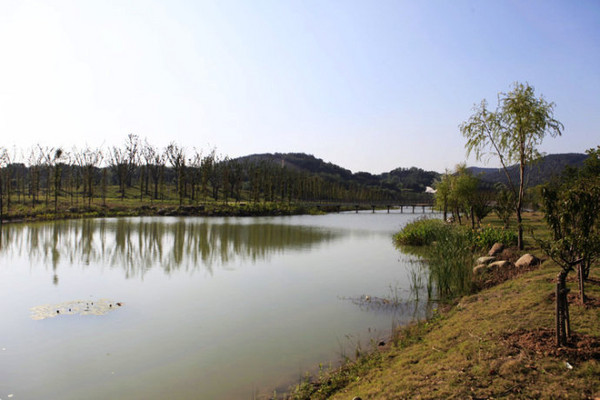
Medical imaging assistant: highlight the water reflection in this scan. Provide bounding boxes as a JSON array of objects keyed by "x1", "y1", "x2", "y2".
[{"x1": 0, "y1": 218, "x2": 339, "y2": 281}]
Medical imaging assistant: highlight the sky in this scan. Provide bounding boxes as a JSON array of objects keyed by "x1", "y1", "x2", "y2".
[{"x1": 0, "y1": 0, "x2": 599, "y2": 174}]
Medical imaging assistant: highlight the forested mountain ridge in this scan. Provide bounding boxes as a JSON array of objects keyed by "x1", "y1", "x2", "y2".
[
  {"x1": 236, "y1": 152, "x2": 589, "y2": 194},
  {"x1": 467, "y1": 153, "x2": 588, "y2": 187},
  {"x1": 235, "y1": 153, "x2": 354, "y2": 180},
  {"x1": 234, "y1": 153, "x2": 440, "y2": 193}
]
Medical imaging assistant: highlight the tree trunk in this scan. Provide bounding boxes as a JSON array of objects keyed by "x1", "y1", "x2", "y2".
[
  {"x1": 470, "y1": 206, "x2": 475, "y2": 229},
  {"x1": 0, "y1": 173, "x2": 3, "y2": 225},
  {"x1": 517, "y1": 146, "x2": 525, "y2": 250},
  {"x1": 516, "y1": 207, "x2": 524, "y2": 250},
  {"x1": 556, "y1": 270, "x2": 570, "y2": 346},
  {"x1": 578, "y1": 263, "x2": 586, "y2": 305}
]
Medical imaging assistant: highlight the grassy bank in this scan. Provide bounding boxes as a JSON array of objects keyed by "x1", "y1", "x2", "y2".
[
  {"x1": 0, "y1": 183, "x2": 387, "y2": 224},
  {"x1": 0, "y1": 198, "x2": 359, "y2": 224},
  {"x1": 285, "y1": 213, "x2": 600, "y2": 399}
]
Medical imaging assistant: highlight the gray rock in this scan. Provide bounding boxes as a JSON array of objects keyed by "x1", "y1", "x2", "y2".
[
  {"x1": 477, "y1": 256, "x2": 496, "y2": 265},
  {"x1": 473, "y1": 264, "x2": 488, "y2": 274},
  {"x1": 515, "y1": 253, "x2": 540, "y2": 268},
  {"x1": 488, "y1": 260, "x2": 510, "y2": 270},
  {"x1": 488, "y1": 242, "x2": 504, "y2": 257}
]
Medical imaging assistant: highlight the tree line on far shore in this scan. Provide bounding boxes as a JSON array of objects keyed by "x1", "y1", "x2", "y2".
[{"x1": 0, "y1": 135, "x2": 434, "y2": 219}]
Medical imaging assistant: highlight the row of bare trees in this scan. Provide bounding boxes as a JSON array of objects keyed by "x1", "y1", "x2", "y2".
[{"x1": 0, "y1": 135, "x2": 394, "y2": 219}]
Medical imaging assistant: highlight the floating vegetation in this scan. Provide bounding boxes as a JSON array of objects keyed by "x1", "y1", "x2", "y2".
[
  {"x1": 30, "y1": 299, "x2": 123, "y2": 320},
  {"x1": 341, "y1": 294, "x2": 410, "y2": 313}
]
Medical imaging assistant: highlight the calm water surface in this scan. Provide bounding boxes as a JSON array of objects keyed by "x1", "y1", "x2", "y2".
[{"x1": 0, "y1": 212, "x2": 435, "y2": 399}]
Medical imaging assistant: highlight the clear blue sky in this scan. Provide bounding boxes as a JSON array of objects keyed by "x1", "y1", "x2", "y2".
[{"x1": 1, "y1": 0, "x2": 598, "y2": 173}]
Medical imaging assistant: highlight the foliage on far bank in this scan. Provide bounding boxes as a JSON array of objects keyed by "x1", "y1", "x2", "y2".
[
  {"x1": 394, "y1": 217, "x2": 517, "y2": 251},
  {"x1": 393, "y1": 217, "x2": 448, "y2": 246}
]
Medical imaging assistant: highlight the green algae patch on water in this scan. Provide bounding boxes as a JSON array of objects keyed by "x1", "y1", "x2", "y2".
[{"x1": 30, "y1": 299, "x2": 123, "y2": 320}]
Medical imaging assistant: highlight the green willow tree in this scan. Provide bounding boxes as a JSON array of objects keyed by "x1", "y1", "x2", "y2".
[
  {"x1": 460, "y1": 82, "x2": 563, "y2": 249},
  {"x1": 433, "y1": 170, "x2": 452, "y2": 222}
]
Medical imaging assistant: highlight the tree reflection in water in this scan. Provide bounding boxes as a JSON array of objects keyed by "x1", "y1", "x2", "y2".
[{"x1": 0, "y1": 217, "x2": 339, "y2": 282}]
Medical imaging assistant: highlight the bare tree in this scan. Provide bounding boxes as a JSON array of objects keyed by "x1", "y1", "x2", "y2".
[
  {"x1": 165, "y1": 142, "x2": 186, "y2": 206},
  {"x1": 109, "y1": 146, "x2": 128, "y2": 200},
  {"x1": 0, "y1": 147, "x2": 8, "y2": 224},
  {"x1": 124, "y1": 133, "x2": 140, "y2": 188},
  {"x1": 140, "y1": 138, "x2": 156, "y2": 201},
  {"x1": 200, "y1": 148, "x2": 216, "y2": 202},
  {"x1": 189, "y1": 148, "x2": 204, "y2": 204},
  {"x1": 74, "y1": 146, "x2": 103, "y2": 207},
  {"x1": 26, "y1": 146, "x2": 44, "y2": 207}
]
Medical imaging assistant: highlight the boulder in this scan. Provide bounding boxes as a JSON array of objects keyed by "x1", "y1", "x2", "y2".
[
  {"x1": 515, "y1": 253, "x2": 540, "y2": 268},
  {"x1": 473, "y1": 264, "x2": 488, "y2": 275},
  {"x1": 488, "y1": 242, "x2": 505, "y2": 257},
  {"x1": 477, "y1": 256, "x2": 496, "y2": 265},
  {"x1": 488, "y1": 260, "x2": 510, "y2": 270}
]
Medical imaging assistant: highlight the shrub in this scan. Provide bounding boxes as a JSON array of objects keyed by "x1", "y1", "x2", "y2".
[
  {"x1": 393, "y1": 218, "x2": 448, "y2": 246},
  {"x1": 466, "y1": 225, "x2": 518, "y2": 250}
]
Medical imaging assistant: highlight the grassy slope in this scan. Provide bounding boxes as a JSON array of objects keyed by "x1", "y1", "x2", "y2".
[
  {"x1": 324, "y1": 213, "x2": 600, "y2": 399},
  {"x1": 328, "y1": 266, "x2": 599, "y2": 399}
]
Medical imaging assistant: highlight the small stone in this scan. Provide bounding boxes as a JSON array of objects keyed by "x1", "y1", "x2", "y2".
[
  {"x1": 476, "y1": 256, "x2": 496, "y2": 265},
  {"x1": 565, "y1": 362, "x2": 573, "y2": 370},
  {"x1": 488, "y1": 242, "x2": 504, "y2": 256},
  {"x1": 488, "y1": 260, "x2": 510, "y2": 270}
]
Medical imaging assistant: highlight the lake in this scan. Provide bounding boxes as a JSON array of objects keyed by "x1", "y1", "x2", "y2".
[{"x1": 0, "y1": 211, "x2": 435, "y2": 399}]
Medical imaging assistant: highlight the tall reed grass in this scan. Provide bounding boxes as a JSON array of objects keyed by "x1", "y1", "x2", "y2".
[
  {"x1": 397, "y1": 218, "x2": 475, "y2": 302},
  {"x1": 426, "y1": 228, "x2": 474, "y2": 301}
]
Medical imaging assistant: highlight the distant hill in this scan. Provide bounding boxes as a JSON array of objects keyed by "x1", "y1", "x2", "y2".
[
  {"x1": 467, "y1": 153, "x2": 588, "y2": 187},
  {"x1": 236, "y1": 153, "x2": 354, "y2": 180},
  {"x1": 233, "y1": 152, "x2": 588, "y2": 197},
  {"x1": 380, "y1": 167, "x2": 440, "y2": 192},
  {"x1": 234, "y1": 152, "x2": 440, "y2": 194}
]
